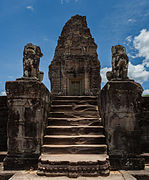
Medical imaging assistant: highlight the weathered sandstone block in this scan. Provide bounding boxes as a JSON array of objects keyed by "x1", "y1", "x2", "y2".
[
  {"x1": 100, "y1": 80, "x2": 144, "y2": 170},
  {"x1": 4, "y1": 79, "x2": 50, "y2": 170}
]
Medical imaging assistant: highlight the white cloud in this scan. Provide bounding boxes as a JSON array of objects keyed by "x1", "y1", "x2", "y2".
[
  {"x1": 128, "y1": 62, "x2": 149, "y2": 84},
  {"x1": 128, "y1": 18, "x2": 136, "y2": 23},
  {"x1": 127, "y1": 53, "x2": 136, "y2": 59},
  {"x1": 0, "y1": 91, "x2": 6, "y2": 96},
  {"x1": 123, "y1": 29, "x2": 149, "y2": 84},
  {"x1": 143, "y1": 89, "x2": 149, "y2": 95},
  {"x1": 133, "y1": 29, "x2": 149, "y2": 67},
  {"x1": 101, "y1": 67, "x2": 112, "y2": 83},
  {"x1": 101, "y1": 62, "x2": 149, "y2": 85},
  {"x1": 126, "y1": 35, "x2": 132, "y2": 44},
  {"x1": 101, "y1": 29, "x2": 149, "y2": 86},
  {"x1": 26, "y1": 6, "x2": 34, "y2": 11},
  {"x1": 124, "y1": 35, "x2": 133, "y2": 47}
]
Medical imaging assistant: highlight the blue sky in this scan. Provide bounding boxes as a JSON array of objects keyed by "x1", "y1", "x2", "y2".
[{"x1": 1, "y1": 0, "x2": 149, "y2": 95}]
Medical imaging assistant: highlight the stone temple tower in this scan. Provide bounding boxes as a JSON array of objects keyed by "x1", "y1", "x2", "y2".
[{"x1": 49, "y1": 15, "x2": 101, "y2": 96}]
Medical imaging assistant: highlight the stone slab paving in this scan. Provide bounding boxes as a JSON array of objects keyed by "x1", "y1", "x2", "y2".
[
  {"x1": 0, "y1": 163, "x2": 138, "y2": 180},
  {"x1": 127, "y1": 166, "x2": 149, "y2": 179},
  {"x1": 2, "y1": 162, "x2": 149, "y2": 179},
  {"x1": 8, "y1": 171, "x2": 136, "y2": 180}
]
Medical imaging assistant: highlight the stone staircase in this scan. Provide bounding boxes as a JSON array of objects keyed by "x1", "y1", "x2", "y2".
[{"x1": 37, "y1": 96, "x2": 109, "y2": 178}]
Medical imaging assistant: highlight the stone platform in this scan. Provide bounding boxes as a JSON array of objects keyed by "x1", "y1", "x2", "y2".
[
  {"x1": 8, "y1": 171, "x2": 138, "y2": 180},
  {"x1": 1, "y1": 162, "x2": 149, "y2": 180}
]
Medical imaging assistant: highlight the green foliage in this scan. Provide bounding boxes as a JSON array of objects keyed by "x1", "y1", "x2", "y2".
[{"x1": 83, "y1": 36, "x2": 89, "y2": 39}]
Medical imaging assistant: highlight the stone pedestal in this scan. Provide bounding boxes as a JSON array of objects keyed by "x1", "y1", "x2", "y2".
[
  {"x1": 100, "y1": 80, "x2": 145, "y2": 170},
  {"x1": 4, "y1": 80, "x2": 50, "y2": 170}
]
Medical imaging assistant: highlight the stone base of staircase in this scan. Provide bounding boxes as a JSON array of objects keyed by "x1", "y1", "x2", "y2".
[{"x1": 37, "y1": 154, "x2": 110, "y2": 178}]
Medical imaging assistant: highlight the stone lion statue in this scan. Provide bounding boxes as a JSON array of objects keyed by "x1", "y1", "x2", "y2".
[
  {"x1": 106, "y1": 45, "x2": 129, "y2": 81},
  {"x1": 23, "y1": 43, "x2": 44, "y2": 81}
]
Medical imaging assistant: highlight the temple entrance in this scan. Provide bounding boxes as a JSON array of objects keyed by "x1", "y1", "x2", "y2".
[
  {"x1": 70, "y1": 80, "x2": 81, "y2": 96},
  {"x1": 68, "y1": 78, "x2": 84, "y2": 96}
]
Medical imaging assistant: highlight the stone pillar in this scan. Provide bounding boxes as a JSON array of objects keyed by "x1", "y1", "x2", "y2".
[
  {"x1": 4, "y1": 80, "x2": 50, "y2": 170},
  {"x1": 100, "y1": 80, "x2": 145, "y2": 170}
]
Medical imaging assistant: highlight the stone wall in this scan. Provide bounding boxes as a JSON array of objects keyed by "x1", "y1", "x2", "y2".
[
  {"x1": 4, "y1": 80, "x2": 50, "y2": 170},
  {"x1": 0, "y1": 96, "x2": 8, "y2": 151},
  {"x1": 139, "y1": 97, "x2": 149, "y2": 153},
  {"x1": 100, "y1": 80, "x2": 144, "y2": 170}
]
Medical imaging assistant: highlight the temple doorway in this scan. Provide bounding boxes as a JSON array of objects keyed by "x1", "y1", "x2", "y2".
[{"x1": 68, "y1": 78, "x2": 84, "y2": 96}]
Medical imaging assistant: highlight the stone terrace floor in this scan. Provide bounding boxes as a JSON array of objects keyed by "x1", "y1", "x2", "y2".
[{"x1": 1, "y1": 163, "x2": 149, "y2": 179}]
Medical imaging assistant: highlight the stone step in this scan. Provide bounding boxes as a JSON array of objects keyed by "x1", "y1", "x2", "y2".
[
  {"x1": 50, "y1": 104, "x2": 98, "y2": 112},
  {"x1": 0, "y1": 151, "x2": 7, "y2": 162},
  {"x1": 43, "y1": 135, "x2": 105, "y2": 145},
  {"x1": 48, "y1": 112, "x2": 99, "y2": 118},
  {"x1": 54, "y1": 96, "x2": 97, "y2": 101},
  {"x1": 52, "y1": 99, "x2": 97, "y2": 105},
  {"x1": 42, "y1": 144, "x2": 107, "y2": 154},
  {"x1": 48, "y1": 117, "x2": 102, "y2": 126},
  {"x1": 72, "y1": 104, "x2": 97, "y2": 111},
  {"x1": 39, "y1": 153, "x2": 109, "y2": 163},
  {"x1": 50, "y1": 105, "x2": 73, "y2": 112},
  {"x1": 48, "y1": 112, "x2": 75, "y2": 118},
  {"x1": 141, "y1": 153, "x2": 149, "y2": 164},
  {"x1": 38, "y1": 95, "x2": 109, "y2": 177},
  {"x1": 45, "y1": 126, "x2": 104, "y2": 135},
  {"x1": 38, "y1": 154, "x2": 110, "y2": 177},
  {"x1": 72, "y1": 111, "x2": 100, "y2": 118},
  {"x1": 39, "y1": 153, "x2": 109, "y2": 164}
]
